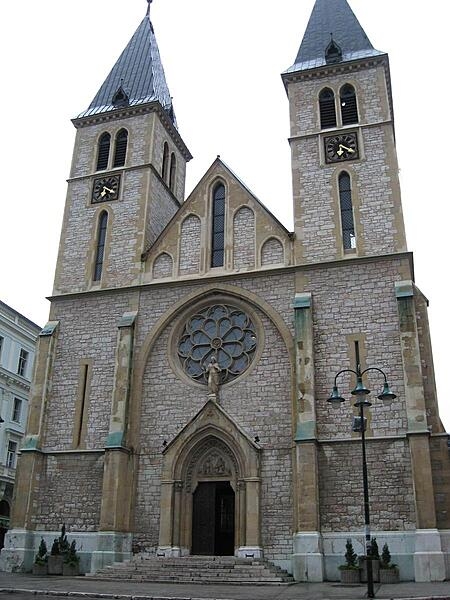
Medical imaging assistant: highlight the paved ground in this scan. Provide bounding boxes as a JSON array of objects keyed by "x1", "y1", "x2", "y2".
[{"x1": 0, "y1": 572, "x2": 450, "y2": 600}]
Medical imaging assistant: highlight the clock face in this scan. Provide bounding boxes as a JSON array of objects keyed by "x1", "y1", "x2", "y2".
[
  {"x1": 92, "y1": 175, "x2": 121, "y2": 203},
  {"x1": 324, "y1": 133, "x2": 359, "y2": 163}
]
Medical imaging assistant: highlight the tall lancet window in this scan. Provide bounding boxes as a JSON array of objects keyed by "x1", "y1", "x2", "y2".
[
  {"x1": 169, "y1": 153, "x2": 176, "y2": 192},
  {"x1": 93, "y1": 211, "x2": 108, "y2": 281},
  {"x1": 339, "y1": 172, "x2": 356, "y2": 250},
  {"x1": 162, "y1": 142, "x2": 169, "y2": 182},
  {"x1": 340, "y1": 84, "x2": 358, "y2": 125},
  {"x1": 113, "y1": 129, "x2": 128, "y2": 168},
  {"x1": 96, "y1": 133, "x2": 111, "y2": 171},
  {"x1": 211, "y1": 184, "x2": 226, "y2": 267},
  {"x1": 319, "y1": 88, "x2": 337, "y2": 129}
]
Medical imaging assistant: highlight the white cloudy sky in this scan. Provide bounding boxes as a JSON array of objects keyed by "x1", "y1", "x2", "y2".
[{"x1": 1, "y1": 1, "x2": 448, "y2": 429}]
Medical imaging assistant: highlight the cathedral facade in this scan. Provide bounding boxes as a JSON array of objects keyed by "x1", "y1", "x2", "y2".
[{"x1": 1, "y1": 0, "x2": 449, "y2": 582}]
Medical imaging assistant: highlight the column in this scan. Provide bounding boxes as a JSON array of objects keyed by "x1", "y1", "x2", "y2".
[
  {"x1": 92, "y1": 312, "x2": 137, "y2": 571},
  {"x1": 292, "y1": 293, "x2": 323, "y2": 582},
  {"x1": 395, "y1": 281, "x2": 445, "y2": 581}
]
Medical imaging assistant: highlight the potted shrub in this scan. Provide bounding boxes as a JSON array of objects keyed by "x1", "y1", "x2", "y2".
[
  {"x1": 63, "y1": 540, "x2": 80, "y2": 576},
  {"x1": 48, "y1": 525, "x2": 69, "y2": 575},
  {"x1": 339, "y1": 539, "x2": 361, "y2": 583},
  {"x1": 379, "y1": 542, "x2": 399, "y2": 583},
  {"x1": 32, "y1": 538, "x2": 48, "y2": 575},
  {"x1": 359, "y1": 537, "x2": 380, "y2": 582}
]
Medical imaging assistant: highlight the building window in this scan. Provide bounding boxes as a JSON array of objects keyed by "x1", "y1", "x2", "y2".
[
  {"x1": 339, "y1": 172, "x2": 356, "y2": 250},
  {"x1": 162, "y1": 142, "x2": 169, "y2": 182},
  {"x1": 17, "y1": 349, "x2": 29, "y2": 377},
  {"x1": 96, "y1": 132, "x2": 111, "y2": 171},
  {"x1": 6, "y1": 441, "x2": 18, "y2": 469},
  {"x1": 178, "y1": 304, "x2": 257, "y2": 385},
  {"x1": 93, "y1": 211, "x2": 108, "y2": 281},
  {"x1": 325, "y1": 38, "x2": 342, "y2": 64},
  {"x1": 12, "y1": 398, "x2": 22, "y2": 423},
  {"x1": 0, "y1": 336, "x2": 3, "y2": 362},
  {"x1": 340, "y1": 84, "x2": 358, "y2": 125},
  {"x1": 113, "y1": 129, "x2": 128, "y2": 168},
  {"x1": 211, "y1": 184, "x2": 226, "y2": 267},
  {"x1": 169, "y1": 153, "x2": 176, "y2": 192},
  {"x1": 319, "y1": 88, "x2": 337, "y2": 129}
]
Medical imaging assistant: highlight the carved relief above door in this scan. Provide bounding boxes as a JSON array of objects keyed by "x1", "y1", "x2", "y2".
[{"x1": 157, "y1": 400, "x2": 262, "y2": 559}]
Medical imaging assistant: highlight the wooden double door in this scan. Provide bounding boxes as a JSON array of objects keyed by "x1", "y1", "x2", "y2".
[{"x1": 192, "y1": 481, "x2": 235, "y2": 556}]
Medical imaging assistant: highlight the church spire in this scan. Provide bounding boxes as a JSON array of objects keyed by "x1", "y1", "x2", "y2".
[
  {"x1": 77, "y1": 1, "x2": 176, "y2": 125},
  {"x1": 286, "y1": 0, "x2": 384, "y2": 73}
]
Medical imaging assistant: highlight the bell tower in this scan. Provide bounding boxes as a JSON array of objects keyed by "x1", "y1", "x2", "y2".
[
  {"x1": 53, "y1": 2, "x2": 192, "y2": 296},
  {"x1": 282, "y1": 0, "x2": 407, "y2": 265}
]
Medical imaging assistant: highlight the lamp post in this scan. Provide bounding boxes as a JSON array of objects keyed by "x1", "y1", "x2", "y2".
[{"x1": 328, "y1": 342, "x2": 396, "y2": 599}]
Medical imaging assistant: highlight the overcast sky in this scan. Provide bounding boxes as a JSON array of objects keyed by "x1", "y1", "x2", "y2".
[{"x1": 1, "y1": 0, "x2": 448, "y2": 429}]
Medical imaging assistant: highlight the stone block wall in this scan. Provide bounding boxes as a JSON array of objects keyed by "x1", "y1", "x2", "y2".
[
  {"x1": 318, "y1": 438, "x2": 416, "y2": 532},
  {"x1": 31, "y1": 452, "x2": 104, "y2": 531}
]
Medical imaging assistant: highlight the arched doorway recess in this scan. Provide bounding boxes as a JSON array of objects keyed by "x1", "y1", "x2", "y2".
[{"x1": 157, "y1": 400, "x2": 262, "y2": 558}]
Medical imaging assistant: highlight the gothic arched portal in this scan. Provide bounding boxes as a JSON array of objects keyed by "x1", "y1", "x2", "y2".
[{"x1": 157, "y1": 400, "x2": 262, "y2": 558}]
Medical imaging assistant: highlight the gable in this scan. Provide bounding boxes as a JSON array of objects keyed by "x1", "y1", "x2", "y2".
[{"x1": 143, "y1": 159, "x2": 292, "y2": 283}]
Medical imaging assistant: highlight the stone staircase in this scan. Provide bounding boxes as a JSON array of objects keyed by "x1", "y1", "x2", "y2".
[{"x1": 89, "y1": 555, "x2": 295, "y2": 585}]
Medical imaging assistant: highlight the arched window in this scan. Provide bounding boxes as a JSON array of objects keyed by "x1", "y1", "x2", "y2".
[
  {"x1": 325, "y1": 38, "x2": 342, "y2": 64},
  {"x1": 96, "y1": 133, "x2": 111, "y2": 171},
  {"x1": 319, "y1": 88, "x2": 337, "y2": 129},
  {"x1": 162, "y1": 142, "x2": 169, "y2": 182},
  {"x1": 169, "y1": 153, "x2": 176, "y2": 192},
  {"x1": 339, "y1": 172, "x2": 356, "y2": 250},
  {"x1": 113, "y1": 129, "x2": 128, "y2": 168},
  {"x1": 211, "y1": 184, "x2": 226, "y2": 267},
  {"x1": 340, "y1": 84, "x2": 358, "y2": 125},
  {"x1": 93, "y1": 211, "x2": 108, "y2": 281}
]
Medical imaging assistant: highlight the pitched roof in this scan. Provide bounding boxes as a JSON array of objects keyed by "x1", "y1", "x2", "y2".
[
  {"x1": 285, "y1": 0, "x2": 384, "y2": 74},
  {"x1": 77, "y1": 9, "x2": 175, "y2": 123}
]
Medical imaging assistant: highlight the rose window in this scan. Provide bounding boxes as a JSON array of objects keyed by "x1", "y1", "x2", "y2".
[{"x1": 178, "y1": 304, "x2": 257, "y2": 385}]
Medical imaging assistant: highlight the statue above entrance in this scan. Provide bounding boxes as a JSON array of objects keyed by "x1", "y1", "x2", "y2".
[{"x1": 206, "y1": 356, "x2": 221, "y2": 398}]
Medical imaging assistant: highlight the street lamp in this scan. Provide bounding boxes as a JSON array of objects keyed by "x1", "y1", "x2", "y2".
[{"x1": 327, "y1": 342, "x2": 396, "y2": 599}]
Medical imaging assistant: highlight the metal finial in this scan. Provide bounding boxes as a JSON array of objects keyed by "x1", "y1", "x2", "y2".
[{"x1": 146, "y1": 0, "x2": 153, "y2": 16}]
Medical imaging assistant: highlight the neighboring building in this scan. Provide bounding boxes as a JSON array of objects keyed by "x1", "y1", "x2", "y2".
[
  {"x1": 1, "y1": 0, "x2": 449, "y2": 582},
  {"x1": 0, "y1": 301, "x2": 40, "y2": 548}
]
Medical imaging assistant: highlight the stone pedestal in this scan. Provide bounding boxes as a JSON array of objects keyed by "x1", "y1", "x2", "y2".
[
  {"x1": 292, "y1": 531, "x2": 324, "y2": 582},
  {"x1": 414, "y1": 529, "x2": 446, "y2": 582}
]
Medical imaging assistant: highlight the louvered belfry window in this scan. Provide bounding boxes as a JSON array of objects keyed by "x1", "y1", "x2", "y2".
[
  {"x1": 94, "y1": 211, "x2": 108, "y2": 281},
  {"x1": 340, "y1": 84, "x2": 358, "y2": 125},
  {"x1": 113, "y1": 129, "x2": 128, "y2": 168},
  {"x1": 211, "y1": 184, "x2": 226, "y2": 267},
  {"x1": 319, "y1": 88, "x2": 337, "y2": 129},
  {"x1": 339, "y1": 172, "x2": 356, "y2": 250},
  {"x1": 96, "y1": 133, "x2": 111, "y2": 171}
]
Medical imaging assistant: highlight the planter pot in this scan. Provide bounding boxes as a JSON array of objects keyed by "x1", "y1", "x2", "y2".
[
  {"x1": 340, "y1": 568, "x2": 361, "y2": 584},
  {"x1": 32, "y1": 563, "x2": 48, "y2": 576},
  {"x1": 359, "y1": 557, "x2": 380, "y2": 582},
  {"x1": 63, "y1": 562, "x2": 80, "y2": 576},
  {"x1": 48, "y1": 555, "x2": 64, "y2": 575},
  {"x1": 379, "y1": 568, "x2": 399, "y2": 584}
]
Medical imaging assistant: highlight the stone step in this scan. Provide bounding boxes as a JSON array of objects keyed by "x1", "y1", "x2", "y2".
[{"x1": 89, "y1": 554, "x2": 294, "y2": 585}]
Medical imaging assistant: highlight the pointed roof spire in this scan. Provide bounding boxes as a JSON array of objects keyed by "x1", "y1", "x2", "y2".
[
  {"x1": 77, "y1": 1, "x2": 176, "y2": 125},
  {"x1": 285, "y1": 0, "x2": 384, "y2": 74}
]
